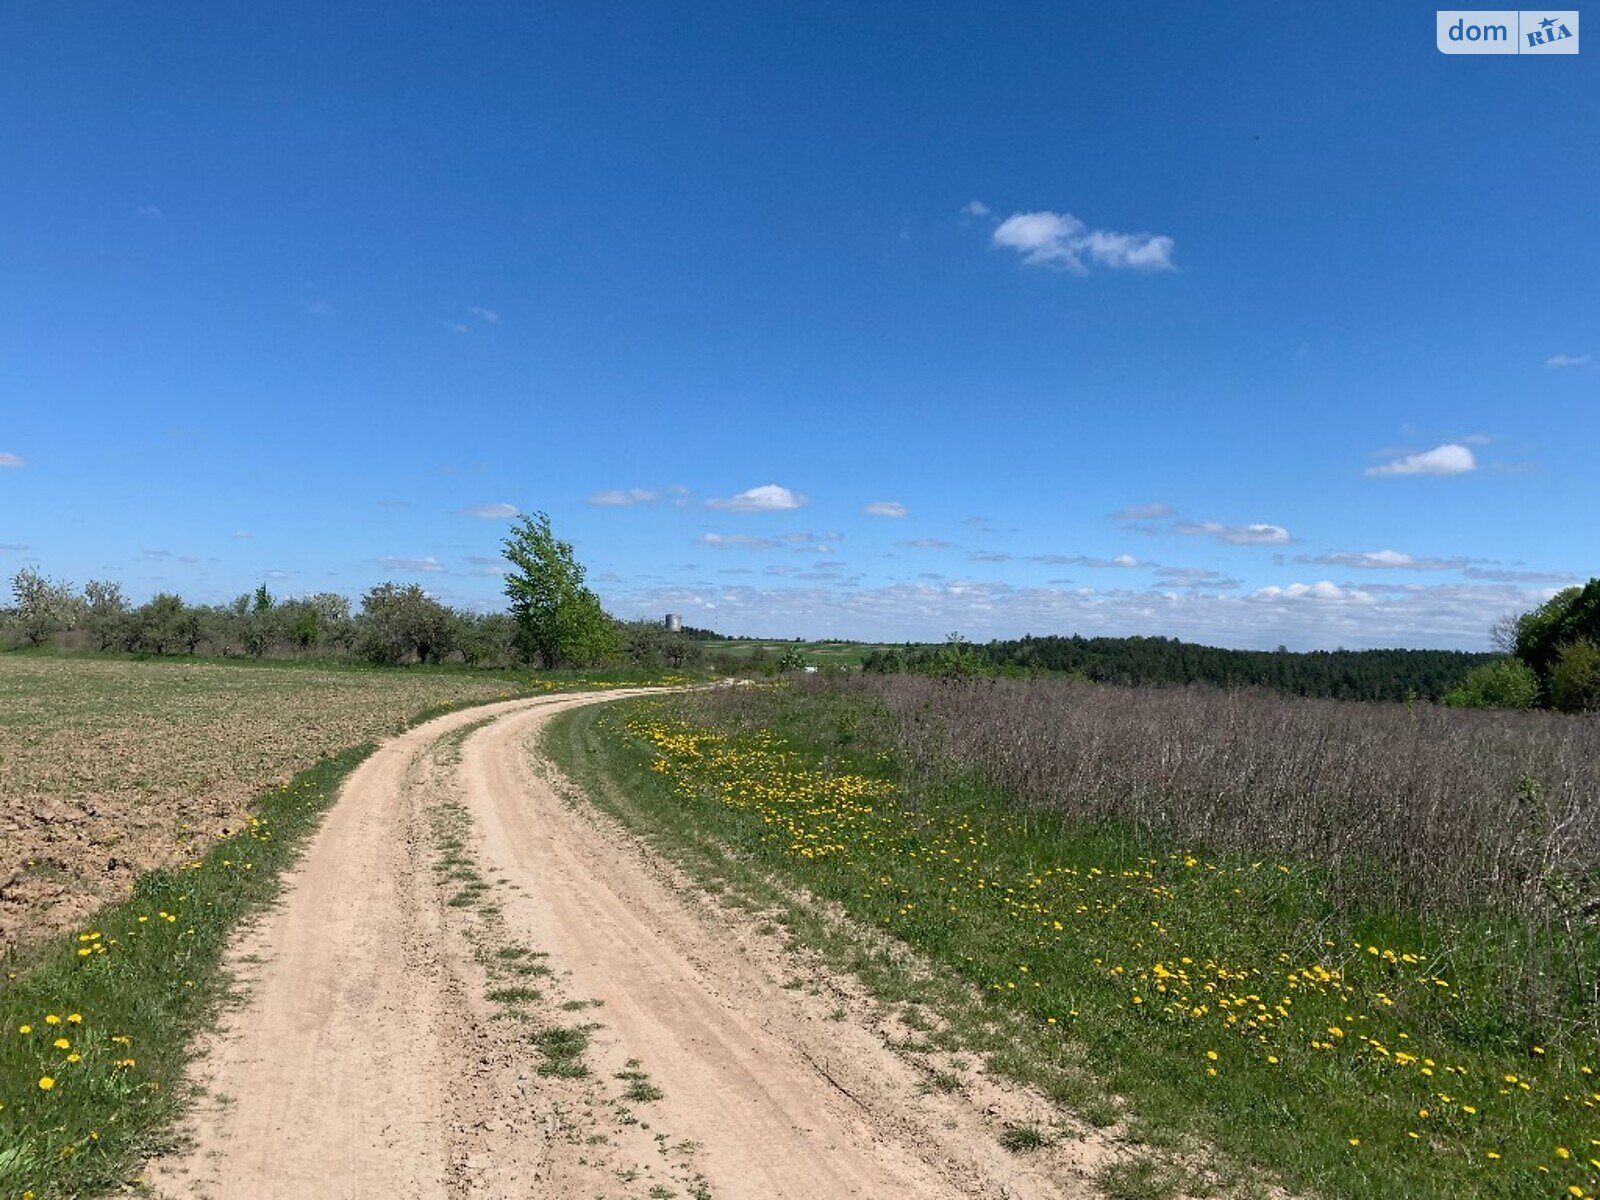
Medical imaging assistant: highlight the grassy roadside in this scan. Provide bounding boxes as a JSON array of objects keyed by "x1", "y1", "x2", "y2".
[
  {"x1": 545, "y1": 694, "x2": 1600, "y2": 1200},
  {"x1": 0, "y1": 746, "x2": 371, "y2": 1197},
  {"x1": 0, "y1": 691, "x2": 557, "y2": 1199}
]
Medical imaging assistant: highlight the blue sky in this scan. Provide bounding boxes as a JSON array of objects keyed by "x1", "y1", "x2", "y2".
[{"x1": 2, "y1": 3, "x2": 1595, "y2": 649}]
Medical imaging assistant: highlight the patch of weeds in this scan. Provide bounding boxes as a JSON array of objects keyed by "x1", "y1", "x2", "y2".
[
  {"x1": 616, "y1": 1060, "x2": 665, "y2": 1102},
  {"x1": 999, "y1": 1124, "x2": 1047, "y2": 1153},
  {"x1": 1098, "y1": 1157, "x2": 1188, "y2": 1200},
  {"x1": 487, "y1": 985, "x2": 542, "y2": 1006},
  {"x1": 534, "y1": 1025, "x2": 592, "y2": 1077}
]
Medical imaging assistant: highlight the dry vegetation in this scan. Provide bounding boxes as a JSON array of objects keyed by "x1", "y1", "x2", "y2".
[
  {"x1": 778, "y1": 674, "x2": 1600, "y2": 1036},
  {"x1": 0, "y1": 655, "x2": 523, "y2": 954}
]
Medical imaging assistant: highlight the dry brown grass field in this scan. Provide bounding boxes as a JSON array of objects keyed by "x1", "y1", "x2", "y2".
[{"x1": 0, "y1": 654, "x2": 524, "y2": 954}]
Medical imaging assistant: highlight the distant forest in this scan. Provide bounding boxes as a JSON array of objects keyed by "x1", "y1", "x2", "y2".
[{"x1": 860, "y1": 635, "x2": 1496, "y2": 703}]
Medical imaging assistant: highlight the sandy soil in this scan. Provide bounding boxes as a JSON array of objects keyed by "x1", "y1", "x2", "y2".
[{"x1": 147, "y1": 692, "x2": 1116, "y2": 1199}]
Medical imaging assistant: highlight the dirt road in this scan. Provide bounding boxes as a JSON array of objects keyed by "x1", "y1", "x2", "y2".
[{"x1": 149, "y1": 692, "x2": 1108, "y2": 1199}]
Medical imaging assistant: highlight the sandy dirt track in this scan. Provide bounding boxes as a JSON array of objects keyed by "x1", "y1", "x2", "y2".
[{"x1": 149, "y1": 692, "x2": 1106, "y2": 1199}]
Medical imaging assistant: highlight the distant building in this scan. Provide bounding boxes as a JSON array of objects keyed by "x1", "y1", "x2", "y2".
[{"x1": 664, "y1": 613, "x2": 682, "y2": 633}]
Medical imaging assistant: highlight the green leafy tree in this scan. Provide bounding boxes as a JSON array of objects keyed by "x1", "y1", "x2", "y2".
[
  {"x1": 502, "y1": 512, "x2": 618, "y2": 668},
  {"x1": 10, "y1": 568, "x2": 83, "y2": 645},
  {"x1": 82, "y1": 579, "x2": 129, "y2": 650},
  {"x1": 1512, "y1": 581, "x2": 1600, "y2": 686},
  {"x1": 1443, "y1": 657, "x2": 1540, "y2": 710},
  {"x1": 131, "y1": 593, "x2": 187, "y2": 655},
  {"x1": 1549, "y1": 640, "x2": 1600, "y2": 713},
  {"x1": 357, "y1": 582, "x2": 457, "y2": 665}
]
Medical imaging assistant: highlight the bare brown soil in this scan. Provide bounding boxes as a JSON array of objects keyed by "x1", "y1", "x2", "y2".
[
  {"x1": 0, "y1": 655, "x2": 523, "y2": 955},
  {"x1": 147, "y1": 692, "x2": 1120, "y2": 1198}
]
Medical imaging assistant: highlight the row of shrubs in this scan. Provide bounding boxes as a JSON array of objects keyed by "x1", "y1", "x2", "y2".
[{"x1": 0, "y1": 568, "x2": 709, "y2": 671}]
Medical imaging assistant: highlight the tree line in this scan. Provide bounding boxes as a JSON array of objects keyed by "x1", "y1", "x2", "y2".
[
  {"x1": 0, "y1": 514, "x2": 705, "y2": 672},
  {"x1": 861, "y1": 634, "x2": 1495, "y2": 703}
]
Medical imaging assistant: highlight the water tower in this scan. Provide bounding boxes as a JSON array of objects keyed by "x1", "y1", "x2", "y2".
[{"x1": 664, "y1": 613, "x2": 682, "y2": 633}]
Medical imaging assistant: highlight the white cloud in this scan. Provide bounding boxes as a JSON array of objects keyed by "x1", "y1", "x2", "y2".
[
  {"x1": 304, "y1": 299, "x2": 336, "y2": 317},
  {"x1": 588, "y1": 488, "x2": 660, "y2": 507},
  {"x1": 232, "y1": 530, "x2": 251, "y2": 539},
  {"x1": 1364, "y1": 443, "x2": 1477, "y2": 478},
  {"x1": 1546, "y1": 353, "x2": 1589, "y2": 367},
  {"x1": 961, "y1": 200, "x2": 990, "y2": 217},
  {"x1": 462, "y1": 502, "x2": 520, "y2": 520},
  {"x1": 863, "y1": 501, "x2": 908, "y2": 518},
  {"x1": 0, "y1": 452, "x2": 25, "y2": 469},
  {"x1": 378, "y1": 555, "x2": 445, "y2": 573},
  {"x1": 595, "y1": 577, "x2": 1549, "y2": 651},
  {"x1": 899, "y1": 538, "x2": 953, "y2": 549},
  {"x1": 1108, "y1": 503, "x2": 1173, "y2": 521},
  {"x1": 697, "y1": 533, "x2": 780, "y2": 551},
  {"x1": 706, "y1": 484, "x2": 806, "y2": 512},
  {"x1": 136, "y1": 204, "x2": 163, "y2": 219},
  {"x1": 1251, "y1": 580, "x2": 1373, "y2": 604},
  {"x1": 471, "y1": 306, "x2": 500, "y2": 324},
  {"x1": 444, "y1": 321, "x2": 470, "y2": 335},
  {"x1": 1173, "y1": 520, "x2": 1291, "y2": 545},
  {"x1": 991, "y1": 210, "x2": 1176, "y2": 274}
]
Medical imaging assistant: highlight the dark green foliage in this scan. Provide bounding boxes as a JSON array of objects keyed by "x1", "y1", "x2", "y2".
[
  {"x1": 1511, "y1": 581, "x2": 1600, "y2": 682},
  {"x1": 356, "y1": 582, "x2": 457, "y2": 665},
  {"x1": 1507, "y1": 581, "x2": 1600, "y2": 708},
  {"x1": 863, "y1": 634, "x2": 1493, "y2": 702}
]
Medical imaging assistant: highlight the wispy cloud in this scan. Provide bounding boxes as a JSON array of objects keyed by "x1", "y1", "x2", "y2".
[
  {"x1": 378, "y1": 555, "x2": 445, "y2": 573},
  {"x1": 1173, "y1": 520, "x2": 1291, "y2": 545},
  {"x1": 706, "y1": 484, "x2": 806, "y2": 512},
  {"x1": 862, "y1": 501, "x2": 908, "y2": 518},
  {"x1": 697, "y1": 533, "x2": 780, "y2": 551},
  {"x1": 232, "y1": 530, "x2": 251, "y2": 539},
  {"x1": 442, "y1": 320, "x2": 470, "y2": 335},
  {"x1": 1297, "y1": 549, "x2": 1463, "y2": 570},
  {"x1": 135, "y1": 204, "x2": 163, "y2": 219},
  {"x1": 1029, "y1": 553, "x2": 1144, "y2": 568},
  {"x1": 960, "y1": 200, "x2": 990, "y2": 217},
  {"x1": 1364, "y1": 443, "x2": 1477, "y2": 478},
  {"x1": 461, "y1": 502, "x2": 520, "y2": 520},
  {"x1": 471, "y1": 306, "x2": 500, "y2": 324},
  {"x1": 899, "y1": 538, "x2": 953, "y2": 550},
  {"x1": 304, "y1": 298, "x2": 336, "y2": 317},
  {"x1": 589, "y1": 488, "x2": 660, "y2": 507},
  {"x1": 1462, "y1": 565, "x2": 1576, "y2": 584},
  {"x1": 0, "y1": 452, "x2": 26, "y2": 469},
  {"x1": 1155, "y1": 566, "x2": 1242, "y2": 589},
  {"x1": 1546, "y1": 353, "x2": 1589, "y2": 368},
  {"x1": 1107, "y1": 502, "x2": 1173, "y2": 522},
  {"x1": 991, "y1": 210, "x2": 1175, "y2": 273}
]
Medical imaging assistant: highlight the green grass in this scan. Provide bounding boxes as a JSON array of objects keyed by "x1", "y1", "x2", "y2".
[
  {"x1": 546, "y1": 695, "x2": 1600, "y2": 1200},
  {"x1": 697, "y1": 640, "x2": 898, "y2": 668},
  {"x1": 534, "y1": 1025, "x2": 593, "y2": 1078},
  {"x1": 0, "y1": 745, "x2": 372, "y2": 1198}
]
